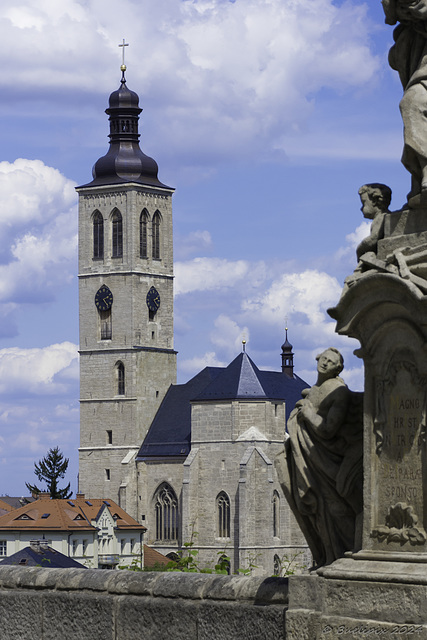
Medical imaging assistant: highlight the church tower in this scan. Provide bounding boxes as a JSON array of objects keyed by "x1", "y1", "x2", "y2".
[{"x1": 77, "y1": 61, "x2": 176, "y2": 515}]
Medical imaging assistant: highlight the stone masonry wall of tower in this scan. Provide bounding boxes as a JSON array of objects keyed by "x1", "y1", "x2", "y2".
[{"x1": 76, "y1": 75, "x2": 176, "y2": 517}]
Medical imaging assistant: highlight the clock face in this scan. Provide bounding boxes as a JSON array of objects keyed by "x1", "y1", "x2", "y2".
[
  {"x1": 146, "y1": 286, "x2": 161, "y2": 312},
  {"x1": 95, "y1": 285, "x2": 113, "y2": 311}
]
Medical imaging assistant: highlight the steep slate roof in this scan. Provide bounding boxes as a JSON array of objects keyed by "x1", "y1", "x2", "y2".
[
  {"x1": 0, "y1": 545, "x2": 87, "y2": 569},
  {"x1": 0, "y1": 497, "x2": 34, "y2": 510},
  {"x1": 0, "y1": 496, "x2": 145, "y2": 533},
  {"x1": 137, "y1": 352, "x2": 307, "y2": 461},
  {"x1": 194, "y1": 352, "x2": 306, "y2": 405},
  {"x1": 137, "y1": 366, "x2": 223, "y2": 459}
]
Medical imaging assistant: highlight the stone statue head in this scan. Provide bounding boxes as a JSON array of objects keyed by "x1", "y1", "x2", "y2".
[
  {"x1": 315, "y1": 347, "x2": 344, "y2": 379},
  {"x1": 358, "y1": 183, "x2": 391, "y2": 219}
]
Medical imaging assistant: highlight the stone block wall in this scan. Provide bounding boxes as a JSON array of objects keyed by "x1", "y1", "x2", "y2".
[{"x1": 0, "y1": 566, "x2": 289, "y2": 640}]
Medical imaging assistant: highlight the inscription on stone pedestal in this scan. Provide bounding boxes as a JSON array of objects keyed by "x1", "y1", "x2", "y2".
[{"x1": 372, "y1": 361, "x2": 427, "y2": 546}]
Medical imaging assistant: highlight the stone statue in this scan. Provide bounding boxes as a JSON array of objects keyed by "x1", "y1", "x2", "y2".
[
  {"x1": 275, "y1": 348, "x2": 363, "y2": 567},
  {"x1": 356, "y1": 183, "x2": 391, "y2": 261},
  {"x1": 383, "y1": 0, "x2": 427, "y2": 204},
  {"x1": 343, "y1": 183, "x2": 397, "y2": 288}
]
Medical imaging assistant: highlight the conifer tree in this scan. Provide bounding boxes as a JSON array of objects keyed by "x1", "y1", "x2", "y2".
[{"x1": 26, "y1": 446, "x2": 72, "y2": 499}]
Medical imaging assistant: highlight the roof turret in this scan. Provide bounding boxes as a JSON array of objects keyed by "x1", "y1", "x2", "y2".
[{"x1": 281, "y1": 327, "x2": 294, "y2": 377}]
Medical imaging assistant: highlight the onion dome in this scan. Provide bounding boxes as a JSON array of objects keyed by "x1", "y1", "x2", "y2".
[
  {"x1": 281, "y1": 327, "x2": 294, "y2": 377},
  {"x1": 80, "y1": 70, "x2": 171, "y2": 189}
]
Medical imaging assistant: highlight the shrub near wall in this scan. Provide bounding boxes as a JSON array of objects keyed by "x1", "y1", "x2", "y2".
[{"x1": 0, "y1": 565, "x2": 289, "y2": 640}]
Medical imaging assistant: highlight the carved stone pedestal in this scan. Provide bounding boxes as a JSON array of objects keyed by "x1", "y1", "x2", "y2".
[
  {"x1": 286, "y1": 558, "x2": 427, "y2": 639},
  {"x1": 286, "y1": 208, "x2": 427, "y2": 638}
]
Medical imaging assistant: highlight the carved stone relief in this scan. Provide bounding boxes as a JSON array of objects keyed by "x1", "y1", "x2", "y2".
[{"x1": 371, "y1": 356, "x2": 427, "y2": 547}]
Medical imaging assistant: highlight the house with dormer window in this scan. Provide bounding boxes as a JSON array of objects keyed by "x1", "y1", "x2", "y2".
[{"x1": 0, "y1": 494, "x2": 145, "y2": 569}]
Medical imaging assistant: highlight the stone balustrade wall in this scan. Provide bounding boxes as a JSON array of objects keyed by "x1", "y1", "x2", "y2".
[{"x1": 0, "y1": 565, "x2": 289, "y2": 639}]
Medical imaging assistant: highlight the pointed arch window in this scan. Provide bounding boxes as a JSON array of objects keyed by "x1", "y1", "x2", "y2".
[
  {"x1": 273, "y1": 490, "x2": 280, "y2": 538},
  {"x1": 152, "y1": 211, "x2": 161, "y2": 260},
  {"x1": 99, "y1": 309, "x2": 112, "y2": 340},
  {"x1": 116, "y1": 362, "x2": 125, "y2": 395},
  {"x1": 112, "y1": 209, "x2": 123, "y2": 258},
  {"x1": 93, "y1": 211, "x2": 104, "y2": 259},
  {"x1": 140, "y1": 209, "x2": 149, "y2": 259},
  {"x1": 217, "y1": 491, "x2": 230, "y2": 538},
  {"x1": 154, "y1": 483, "x2": 178, "y2": 541}
]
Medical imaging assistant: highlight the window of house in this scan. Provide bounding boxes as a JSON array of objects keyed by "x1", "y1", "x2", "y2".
[
  {"x1": 0, "y1": 541, "x2": 6, "y2": 556},
  {"x1": 82, "y1": 539, "x2": 88, "y2": 556},
  {"x1": 105, "y1": 469, "x2": 111, "y2": 481},
  {"x1": 152, "y1": 211, "x2": 161, "y2": 260},
  {"x1": 120, "y1": 539, "x2": 126, "y2": 555},
  {"x1": 140, "y1": 209, "x2": 149, "y2": 258},
  {"x1": 72, "y1": 540, "x2": 78, "y2": 556},
  {"x1": 130, "y1": 538, "x2": 135, "y2": 553},
  {"x1": 106, "y1": 430, "x2": 112, "y2": 445},
  {"x1": 154, "y1": 483, "x2": 178, "y2": 541},
  {"x1": 273, "y1": 491, "x2": 280, "y2": 538},
  {"x1": 93, "y1": 211, "x2": 104, "y2": 259},
  {"x1": 116, "y1": 362, "x2": 125, "y2": 395},
  {"x1": 112, "y1": 209, "x2": 123, "y2": 258},
  {"x1": 216, "y1": 492, "x2": 230, "y2": 538}
]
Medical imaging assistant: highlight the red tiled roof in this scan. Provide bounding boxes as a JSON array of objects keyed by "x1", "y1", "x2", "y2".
[
  {"x1": 143, "y1": 545, "x2": 173, "y2": 568},
  {"x1": 0, "y1": 496, "x2": 146, "y2": 533}
]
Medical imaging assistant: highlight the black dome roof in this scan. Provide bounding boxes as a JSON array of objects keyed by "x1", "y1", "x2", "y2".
[{"x1": 79, "y1": 74, "x2": 172, "y2": 190}]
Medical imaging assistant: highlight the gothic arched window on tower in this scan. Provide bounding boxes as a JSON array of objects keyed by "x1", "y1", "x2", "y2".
[
  {"x1": 140, "y1": 209, "x2": 149, "y2": 259},
  {"x1": 152, "y1": 211, "x2": 161, "y2": 260},
  {"x1": 116, "y1": 361, "x2": 125, "y2": 395},
  {"x1": 154, "y1": 483, "x2": 178, "y2": 541},
  {"x1": 273, "y1": 490, "x2": 280, "y2": 538},
  {"x1": 216, "y1": 491, "x2": 230, "y2": 539},
  {"x1": 93, "y1": 211, "x2": 104, "y2": 259},
  {"x1": 112, "y1": 209, "x2": 123, "y2": 258}
]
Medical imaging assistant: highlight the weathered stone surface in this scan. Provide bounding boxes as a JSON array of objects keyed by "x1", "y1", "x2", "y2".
[
  {"x1": 198, "y1": 601, "x2": 285, "y2": 640},
  {"x1": 107, "y1": 568, "x2": 161, "y2": 595},
  {"x1": 42, "y1": 592, "x2": 114, "y2": 640},
  {"x1": 0, "y1": 566, "x2": 289, "y2": 639},
  {"x1": 116, "y1": 596, "x2": 199, "y2": 640},
  {"x1": 286, "y1": 572, "x2": 427, "y2": 639},
  {"x1": 0, "y1": 591, "x2": 43, "y2": 640}
]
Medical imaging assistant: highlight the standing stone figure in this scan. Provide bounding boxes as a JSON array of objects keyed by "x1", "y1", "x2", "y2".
[
  {"x1": 383, "y1": 0, "x2": 427, "y2": 203},
  {"x1": 275, "y1": 348, "x2": 363, "y2": 567}
]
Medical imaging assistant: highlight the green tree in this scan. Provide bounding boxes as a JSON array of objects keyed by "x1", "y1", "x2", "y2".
[{"x1": 25, "y1": 447, "x2": 72, "y2": 499}]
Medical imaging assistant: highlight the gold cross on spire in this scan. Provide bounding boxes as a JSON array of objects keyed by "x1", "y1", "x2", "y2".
[{"x1": 119, "y1": 39, "x2": 129, "y2": 72}]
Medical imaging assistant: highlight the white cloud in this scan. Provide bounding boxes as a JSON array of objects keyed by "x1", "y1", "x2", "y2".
[
  {"x1": 0, "y1": 159, "x2": 77, "y2": 304},
  {"x1": 0, "y1": 341, "x2": 78, "y2": 395},
  {"x1": 0, "y1": 1, "x2": 380, "y2": 164},
  {"x1": 210, "y1": 314, "x2": 250, "y2": 357},
  {"x1": 175, "y1": 230, "x2": 213, "y2": 260},
  {"x1": 242, "y1": 269, "x2": 341, "y2": 328},
  {"x1": 345, "y1": 221, "x2": 371, "y2": 251},
  {"x1": 179, "y1": 351, "x2": 227, "y2": 376},
  {"x1": 175, "y1": 257, "x2": 267, "y2": 295}
]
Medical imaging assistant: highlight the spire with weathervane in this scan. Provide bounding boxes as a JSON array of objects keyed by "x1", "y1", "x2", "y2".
[
  {"x1": 82, "y1": 39, "x2": 170, "y2": 189},
  {"x1": 281, "y1": 322, "x2": 294, "y2": 377}
]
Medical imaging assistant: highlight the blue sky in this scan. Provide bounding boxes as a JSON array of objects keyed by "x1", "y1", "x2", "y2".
[{"x1": 0, "y1": 0, "x2": 411, "y2": 496}]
